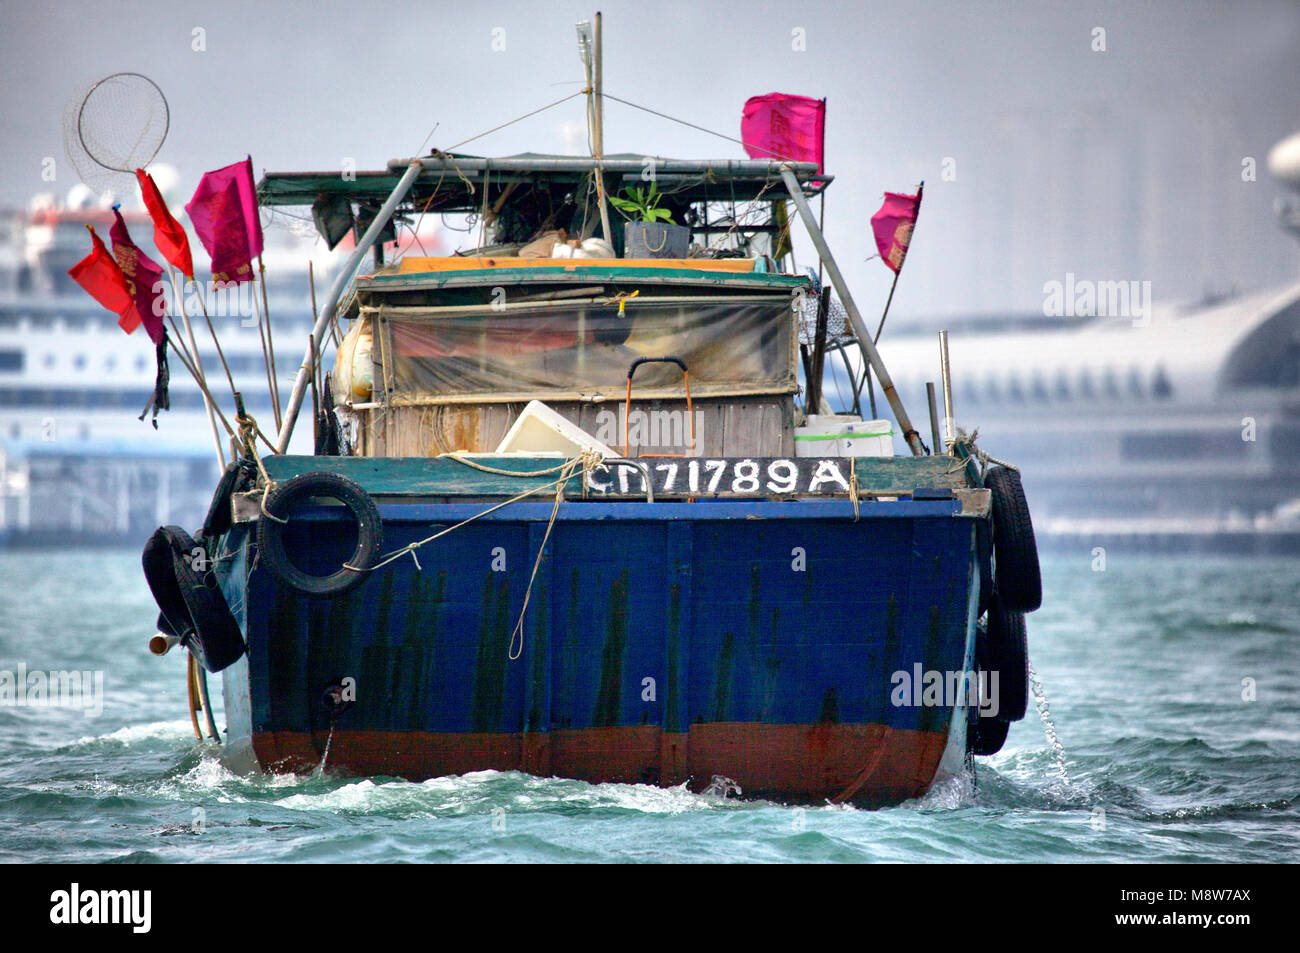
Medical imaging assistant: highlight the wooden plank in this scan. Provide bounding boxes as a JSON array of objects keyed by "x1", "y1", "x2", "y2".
[
  {"x1": 260, "y1": 454, "x2": 971, "y2": 500},
  {"x1": 368, "y1": 396, "x2": 795, "y2": 458}
]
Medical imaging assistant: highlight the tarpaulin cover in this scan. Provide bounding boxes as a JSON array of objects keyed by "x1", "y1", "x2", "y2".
[{"x1": 382, "y1": 298, "x2": 796, "y2": 402}]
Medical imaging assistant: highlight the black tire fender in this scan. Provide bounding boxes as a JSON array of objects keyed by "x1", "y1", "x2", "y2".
[
  {"x1": 142, "y1": 526, "x2": 246, "y2": 673},
  {"x1": 985, "y1": 465, "x2": 1042, "y2": 612},
  {"x1": 256, "y1": 471, "x2": 382, "y2": 598},
  {"x1": 984, "y1": 598, "x2": 1030, "y2": 723},
  {"x1": 968, "y1": 708, "x2": 1010, "y2": 757}
]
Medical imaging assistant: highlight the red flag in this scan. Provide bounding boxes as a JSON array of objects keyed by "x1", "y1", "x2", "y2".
[
  {"x1": 870, "y1": 183, "x2": 924, "y2": 273},
  {"x1": 741, "y1": 93, "x2": 825, "y2": 172},
  {"x1": 110, "y1": 208, "x2": 167, "y2": 345},
  {"x1": 136, "y1": 168, "x2": 195, "y2": 278},
  {"x1": 185, "y1": 156, "x2": 263, "y2": 285},
  {"x1": 67, "y1": 226, "x2": 142, "y2": 334}
]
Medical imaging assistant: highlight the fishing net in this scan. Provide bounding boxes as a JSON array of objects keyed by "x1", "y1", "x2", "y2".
[
  {"x1": 798, "y1": 269, "x2": 853, "y2": 346},
  {"x1": 63, "y1": 72, "x2": 169, "y2": 200}
]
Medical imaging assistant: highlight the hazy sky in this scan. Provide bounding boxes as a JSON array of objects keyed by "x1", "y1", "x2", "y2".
[{"x1": 3, "y1": 0, "x2": 1299, "y2": 320}]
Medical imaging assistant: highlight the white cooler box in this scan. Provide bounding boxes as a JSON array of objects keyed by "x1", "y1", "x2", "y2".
[{"x1": 794, "y1": 415, "x2": 895, "y2": 457}]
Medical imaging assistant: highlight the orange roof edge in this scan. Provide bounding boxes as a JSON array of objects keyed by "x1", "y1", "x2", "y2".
[{"x1": 388, "y1": 256, "x2": 758, "y2": 275}]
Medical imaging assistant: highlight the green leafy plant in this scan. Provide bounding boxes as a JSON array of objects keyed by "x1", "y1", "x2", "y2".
[{"x1": 609, "y1": 182, "x2": 676, "y2": 224}]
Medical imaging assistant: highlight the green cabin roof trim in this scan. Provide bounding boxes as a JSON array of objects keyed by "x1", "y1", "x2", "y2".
[{"x1": 257, "y1": 152, "x2": 830, "y2": 211}]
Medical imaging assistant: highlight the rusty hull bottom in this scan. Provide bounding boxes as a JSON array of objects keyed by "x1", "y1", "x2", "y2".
[{"x1": 253, "y1": 722, "x2": 951, "y2": 806}]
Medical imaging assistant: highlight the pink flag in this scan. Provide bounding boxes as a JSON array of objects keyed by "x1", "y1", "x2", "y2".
[
  {"x1": 185, "y1": 156, "x2": 263, "y2": 285},
  {"x1": 110, "y1": 208, "x2": 167, "y2": 345},
  {"x1": 741, "y1": 93, "x2": 825, "y2": 171},
  {"x1": 870, "y1": 184, "x2": 924, "y2": 274}
]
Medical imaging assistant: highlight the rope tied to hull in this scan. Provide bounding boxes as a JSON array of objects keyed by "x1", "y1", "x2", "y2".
[
  {"x1": 945, "y1": 426, "x2": 1019, "y2": 478},
  {"x1": 339, "y1": 450, "x2": 604, "y2": 659},
  {"x1": 344, "y1": 449, "x2": 603, "y2": 572},
  {"x1": 848, "y1": 456, "x2": 861, "y2": 522},
  {"x1": 439, "y1": 453, "x2": 577, "y2": 478},
  {"x1": 238, "y1": 409, "x2": 288, "y2": 524}
]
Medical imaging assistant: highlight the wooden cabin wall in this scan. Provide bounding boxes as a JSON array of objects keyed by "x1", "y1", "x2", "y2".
[{"x1": 361, "y1": 396, "x2": 796, "y2": 458}]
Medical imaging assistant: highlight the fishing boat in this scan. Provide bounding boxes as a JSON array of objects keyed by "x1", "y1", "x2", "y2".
[{"x1": 139, "y1": 17, "x2": 1042, "y2": 806}]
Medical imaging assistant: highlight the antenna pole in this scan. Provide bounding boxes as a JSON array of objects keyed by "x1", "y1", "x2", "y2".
[{"x1": 592, "y1": 11, "x2": 612, "y2": 244}]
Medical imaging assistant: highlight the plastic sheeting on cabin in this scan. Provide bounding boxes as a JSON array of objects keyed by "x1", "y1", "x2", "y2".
[{"x1": 376, "y1": 296, "x2": 797, "y2": 404}]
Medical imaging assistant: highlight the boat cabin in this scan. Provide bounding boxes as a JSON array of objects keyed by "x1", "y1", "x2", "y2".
[{"x1": 259, "y1": 155, "x2": 839, "y2": 461}]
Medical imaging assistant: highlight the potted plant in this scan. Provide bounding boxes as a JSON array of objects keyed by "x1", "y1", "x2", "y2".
[{"x1": 610, "y1": 182, "x2": 690, "y2": 258}]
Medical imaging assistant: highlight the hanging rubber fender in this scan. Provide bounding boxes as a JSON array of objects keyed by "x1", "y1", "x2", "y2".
[
  {"x1": 976, "y1": 518, "x2": 993, "y2": 619},
  {"x1": 968, "y1": 707, "x2": 1010, "y2": 757},
  {"x1": 142, "y1": 526, "x2": 246, "y2": 673},
  {"x1": 967, "y1": 617, "x2": 1018, "y2": 756},
  {"x1": 967, "y1": 620, "x2": 1007, "y2": 755},
  {"x1": 201, "y1": 459, "x2": 256, "y2": 541},
  {"x1": 984, "y1": 465, "x2": 1042, "y2": 612},
  {"x1": 256, "y1": 471, "x2": 382, "y2": 598},
  {"x1": 985, "y1": 598, "x2": 1029, "y2": 723}
]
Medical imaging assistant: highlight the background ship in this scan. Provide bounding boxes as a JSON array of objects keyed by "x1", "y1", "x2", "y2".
[{"x1": 820, "y1": 131, "x2": 1300, "y2": 552}]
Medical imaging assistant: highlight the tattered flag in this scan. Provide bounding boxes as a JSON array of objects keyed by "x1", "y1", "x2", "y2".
[
  {"x1": 870, "y1": 184, "x2": 924, "y2": 274},
  {"x1": 109, "y1": 207, "x2": 166, "y2": 345}
]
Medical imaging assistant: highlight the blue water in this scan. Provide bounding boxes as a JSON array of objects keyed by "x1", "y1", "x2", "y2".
[{"x1": 0, "y1": 549, "x2": 1296, "y2": 863}]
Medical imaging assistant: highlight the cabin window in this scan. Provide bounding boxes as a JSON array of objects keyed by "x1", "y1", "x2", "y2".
[
  {"x1": 0, "y1": 350, "x2": 23, "y2": 372},
  {"x1": 1152, "y1": 365, "x2": 1174, "y2": 399},
  {"x1": 377, "y1": 295, "x2": 796, "y2": 403},
  {"x1": 1121, "y1": 431, "x2": 1242, "y2": 460},
  {"x1": 1127, "y1": 366, "x2": 1145, "y2": 399}
]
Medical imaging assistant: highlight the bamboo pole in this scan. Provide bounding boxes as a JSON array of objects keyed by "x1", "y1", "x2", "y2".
[
  {"x1": 258, "y1": 254, "x2": 282, "y2": 425},
  {"x1": 167, "y1": 267, "x2": 225, "y2": 469},
  {"x1": 592, "y1": 11, "x2": 613, "y2": 245}
]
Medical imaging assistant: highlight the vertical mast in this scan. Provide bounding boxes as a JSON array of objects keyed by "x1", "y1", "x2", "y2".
[{"x1": 592, "y1": 12, "x2": 612, "y2": 244}]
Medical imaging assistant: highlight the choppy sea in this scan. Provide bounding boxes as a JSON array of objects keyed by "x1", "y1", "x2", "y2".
[{"x1": 0, "y1": 549, "x2": 1296, "y2": 863}]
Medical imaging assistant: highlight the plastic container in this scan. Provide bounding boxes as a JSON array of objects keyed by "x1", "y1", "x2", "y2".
[
  {"x1": 624, "y1": 222, "x2": 690, "y2": 258},
  {"x1": 794, "y1": 415, "x2": 895, "y2": 457},
  {"x1": 495, "y1": 400, "x2": 618, "y2": 458}
]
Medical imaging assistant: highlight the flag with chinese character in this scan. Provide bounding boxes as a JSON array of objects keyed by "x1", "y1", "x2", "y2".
[
  {"x1": 136, "y1": 167, "x2": 195, "y2": 279},
  {"x1": 110, "y1": 208, "x2": 166, "y2": 345},
  {"x1": 870, "y1": 183, "x2": 923, "y2": 273},
  {"x1": 185, "y1": 156, "x2": 263, "y2": 285},
  {"x1": 67, "y1": 226, "x2": 141, "y2": 333},
  {"x1": 741, "y1": 93, "x2": 825, "y2": 171}
]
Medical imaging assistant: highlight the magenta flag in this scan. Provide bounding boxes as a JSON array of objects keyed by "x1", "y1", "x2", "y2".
[
  {"x1": 741, "y1": 93, "x2": 825, "y2": 171},
  {"x1": 185, "y1": 156, "x2": 263, "y2": 285},
  {"x1": 110, "y1": 208, "x2": 167, "y2": 345},
  {"x1": 870, "y1": 184, "x2": 924, "y2": 273}
]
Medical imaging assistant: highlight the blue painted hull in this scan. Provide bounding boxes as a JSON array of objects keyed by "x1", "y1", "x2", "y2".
[{"x1": 217, "y1": 498, "x2": 982, "y2": 805}]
